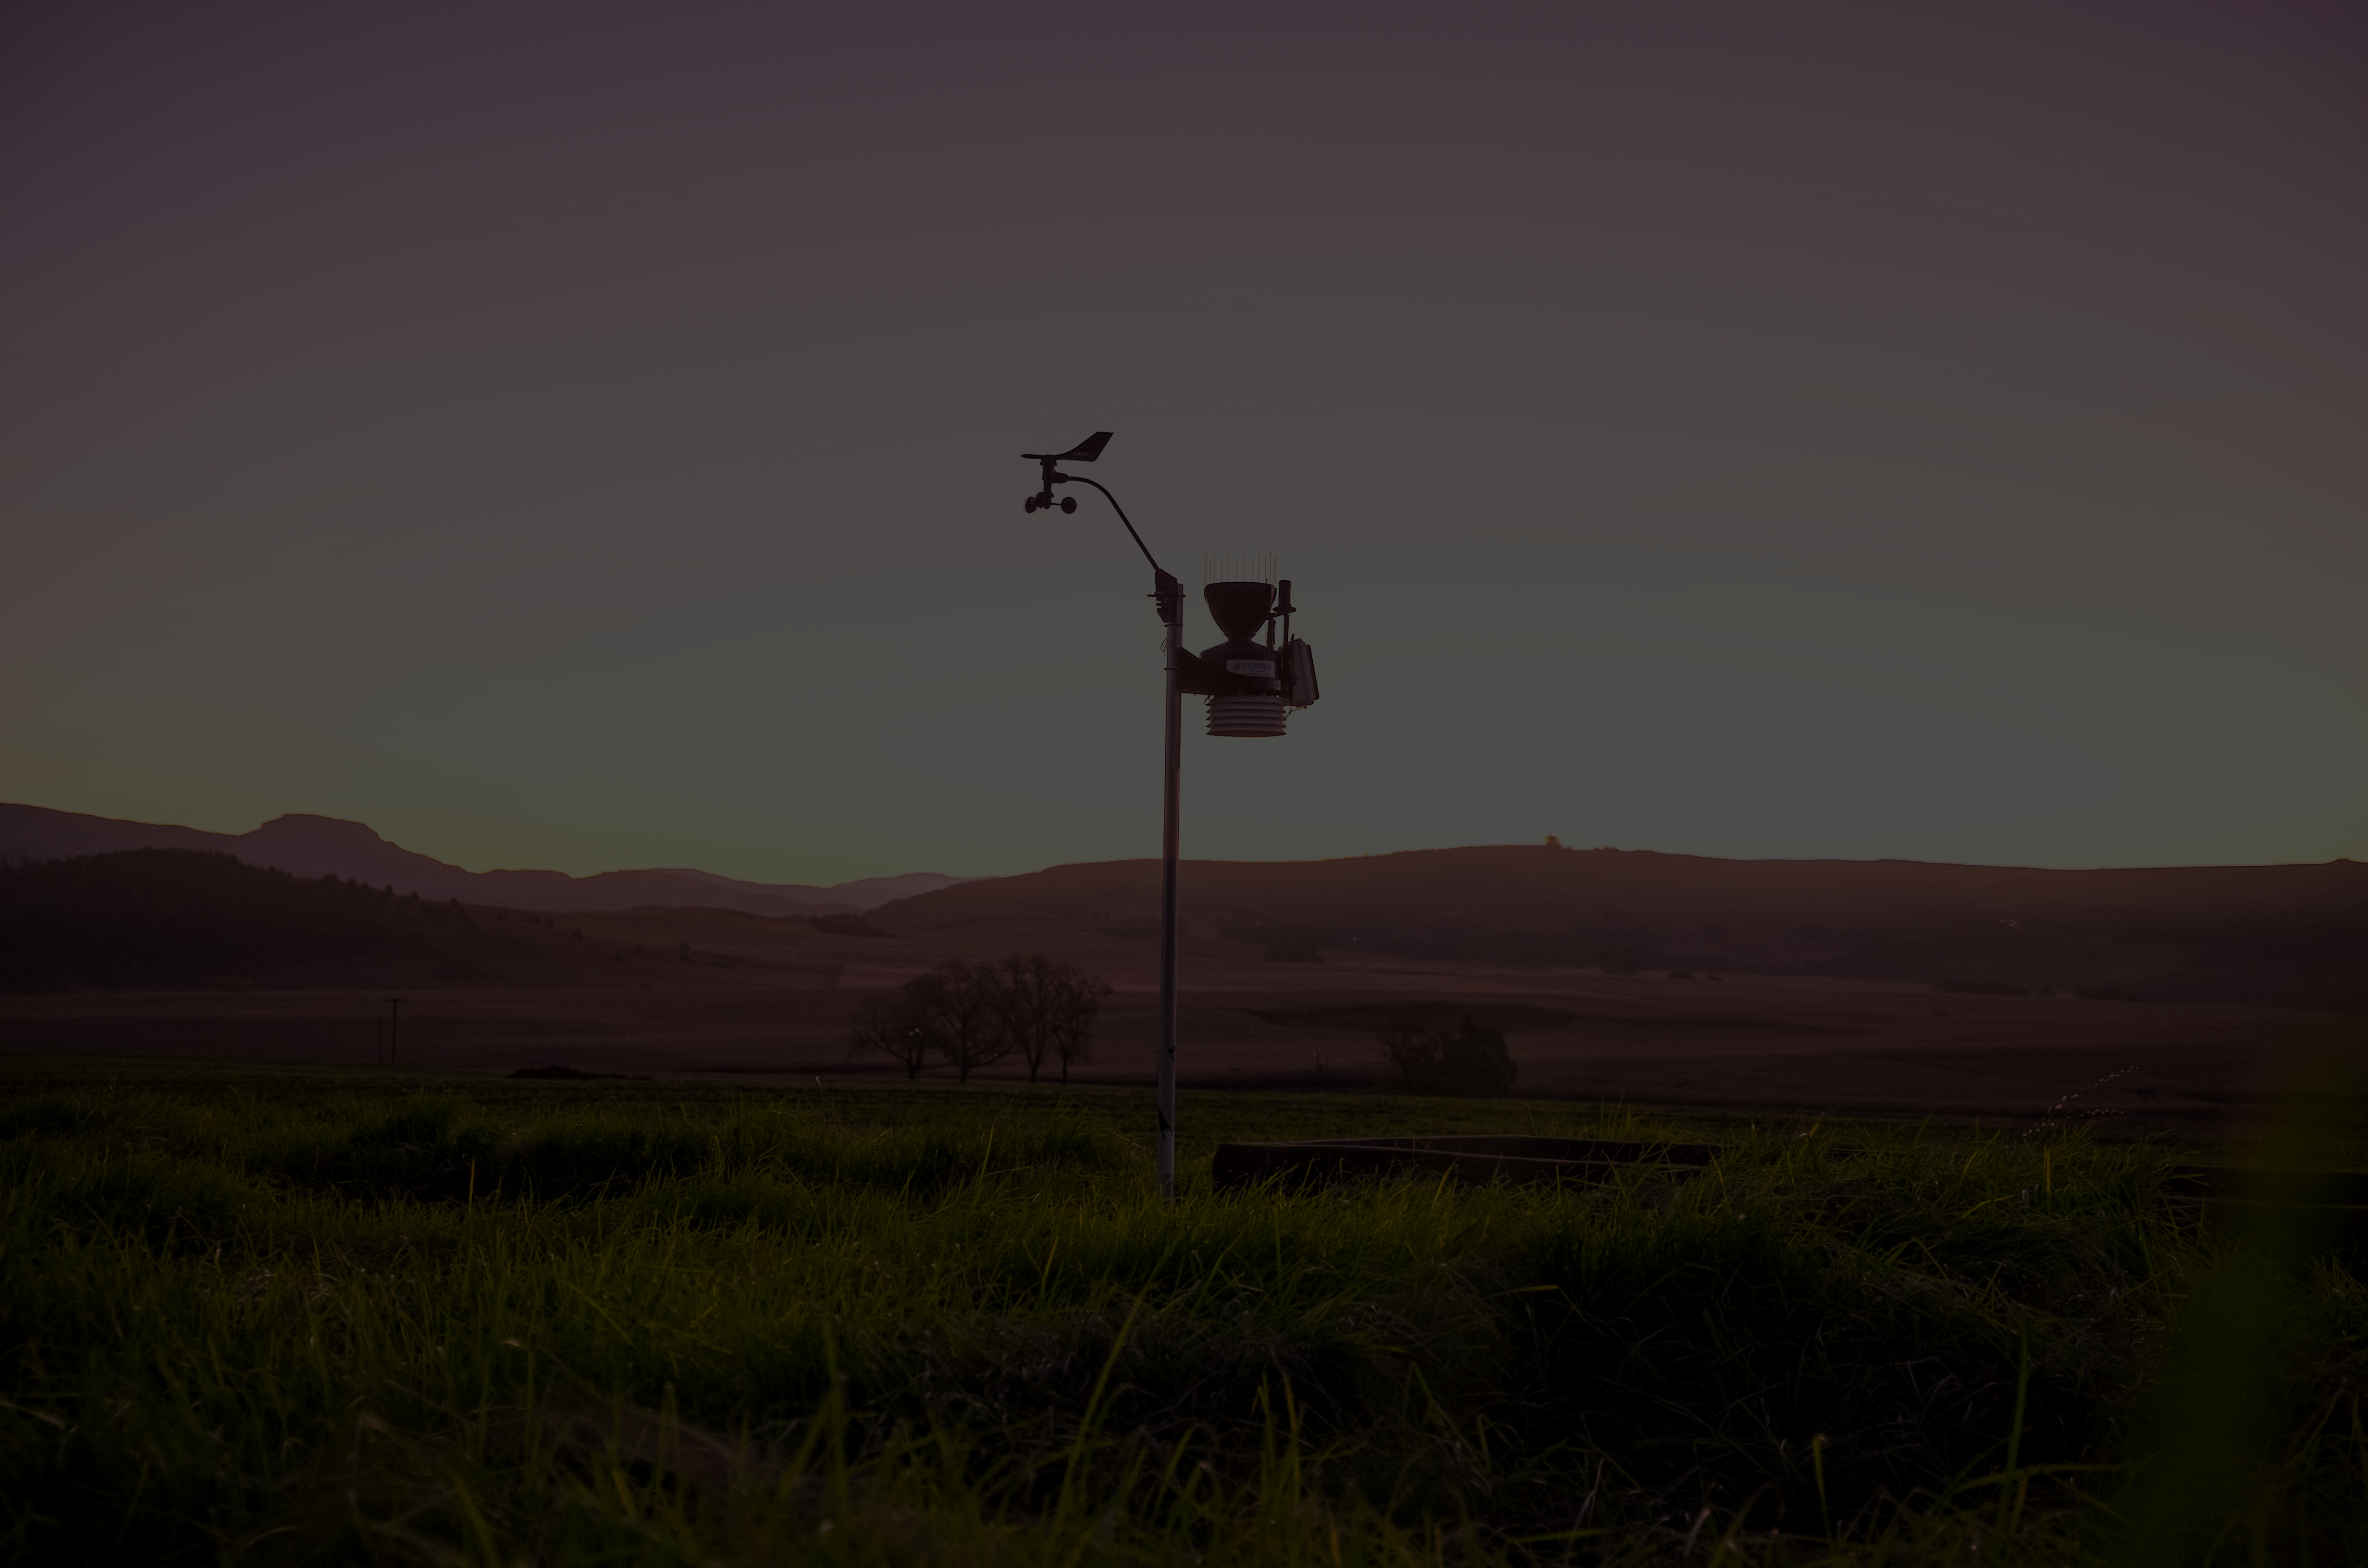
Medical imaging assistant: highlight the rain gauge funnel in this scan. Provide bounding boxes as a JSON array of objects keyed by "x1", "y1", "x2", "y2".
[{"x1": 1204, "y1": 580, "x2": 1275, "y2": 639}]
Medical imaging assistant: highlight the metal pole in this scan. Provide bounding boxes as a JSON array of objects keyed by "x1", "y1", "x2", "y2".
[
  {"x1": 1034, "y1": 466, "x2": 1184, "y2": 1202},
  {"x1": 1155, "y1": 567, "x2": 1184, "y2": 1203}
]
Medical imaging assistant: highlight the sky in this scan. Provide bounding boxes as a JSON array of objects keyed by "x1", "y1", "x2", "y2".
[{"x1": 3, "y1": 0, "x2": 2362, "y2": 883}]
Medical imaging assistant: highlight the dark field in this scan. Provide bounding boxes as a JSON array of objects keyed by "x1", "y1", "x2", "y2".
[
  {"x1": 5, "y1": 1055, "x2": 2368, "y2": 1564},
  {"x1": 0, "y1": 916, "x2": 2333, "y2": 1136},
  {"x1": 2, "y1": 847, "x2": 2353, "y2": 1139}
]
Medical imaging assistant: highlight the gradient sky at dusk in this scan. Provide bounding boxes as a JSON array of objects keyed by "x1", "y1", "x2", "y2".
[{"x1": 4, "y1": 1, "x2": 2362, "y2": 883}]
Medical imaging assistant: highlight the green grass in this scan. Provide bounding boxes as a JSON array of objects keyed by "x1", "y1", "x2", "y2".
[{"x1": 1, "y1": 1057, "x2": 2363, "y2": 1565}]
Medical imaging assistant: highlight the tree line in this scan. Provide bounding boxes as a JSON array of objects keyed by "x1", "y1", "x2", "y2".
[
  {"x1": 849, "y1": 955, "x2": 1113, "y2": 1084},
  {"x1": 0, "y1": 849, "x2": 480, "y2": 993}
]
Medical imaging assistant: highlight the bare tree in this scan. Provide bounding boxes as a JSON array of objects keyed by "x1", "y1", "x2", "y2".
[
  {"x1": 995, "y1": 955, "x2": 1069, "y2": 1084},
  {"x1": 1048, "y1": 967, "x2": 1111, "y2": 1085},
  {"x1": 994, "y1": 954, "x2": 1112, "y2": 1086},
  {"x1": 852, "y1": 957, "x2": 1109, "y2": 1086},
  {"x1": 907, "y1": 958, "x2": 1011, "y2": 1084},
  {"x1": 848, "y1": 990, "x2": 937, "y2": 1079}
]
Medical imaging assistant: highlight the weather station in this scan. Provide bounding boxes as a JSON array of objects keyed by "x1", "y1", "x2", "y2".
[{"x1": 1019, "y1": 432, "x2": 1321, "y2": 1200}]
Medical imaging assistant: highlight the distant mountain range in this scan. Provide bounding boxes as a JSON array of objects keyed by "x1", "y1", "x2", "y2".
[
  {"x1": 13, "y1": 804, "x2": 2363, "y2": 1010},
  {"x1": 873, "y1": 845, "x2": 2368, "y2": 1009},
  {"x1": 0, "y1": 804, "x2": 978, "y2": 917}
]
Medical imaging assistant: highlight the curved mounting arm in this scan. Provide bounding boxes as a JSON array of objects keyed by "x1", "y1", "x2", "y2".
[{"x1": 1054, "y1": 473, "x2": 1162, "y2": 577}]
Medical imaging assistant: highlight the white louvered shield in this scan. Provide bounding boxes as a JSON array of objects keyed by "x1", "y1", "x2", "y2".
[{"x1": 1206, "y1": 695, "x2": 1287, "y2": 737}]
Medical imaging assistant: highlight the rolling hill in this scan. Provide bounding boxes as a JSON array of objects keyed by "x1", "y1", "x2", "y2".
[
  {"x1": 0, "y1": 849, "x2": 876, "y2": 993},
  {"x1": 0, "y1": 804, "x2": 974, "y2": 916},
  {"x1": 870, "y1": 844, "x2": 2368, "y2": 1009}
]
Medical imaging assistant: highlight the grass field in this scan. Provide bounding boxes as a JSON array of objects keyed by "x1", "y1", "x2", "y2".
[{"x1": 2, "y1": 1057, "x2": 2363, "y2": 1565}]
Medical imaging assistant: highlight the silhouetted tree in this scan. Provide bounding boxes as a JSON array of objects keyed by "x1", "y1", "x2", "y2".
[
  {"x1": 1043, "y1": 963, "x2": 1112, "y2": 1086},
  {"x1": 995, "y1": 954, "x2": 1113, "y2": 1085},
  {"x1": 907, "y1": 958, "x2": 1011, "y2": 1083},
  {"x1": 847, "y1": 990, "x2": 937, "y2": 1079},
  {"x1": 1375, "y1": 1009, "x2": 1517, "y2": 1098}
]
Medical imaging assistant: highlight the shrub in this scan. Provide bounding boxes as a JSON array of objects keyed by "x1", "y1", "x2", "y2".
[{"x1": 1374, "y1": 1009, "x2": 1518, "y2": 1097}]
